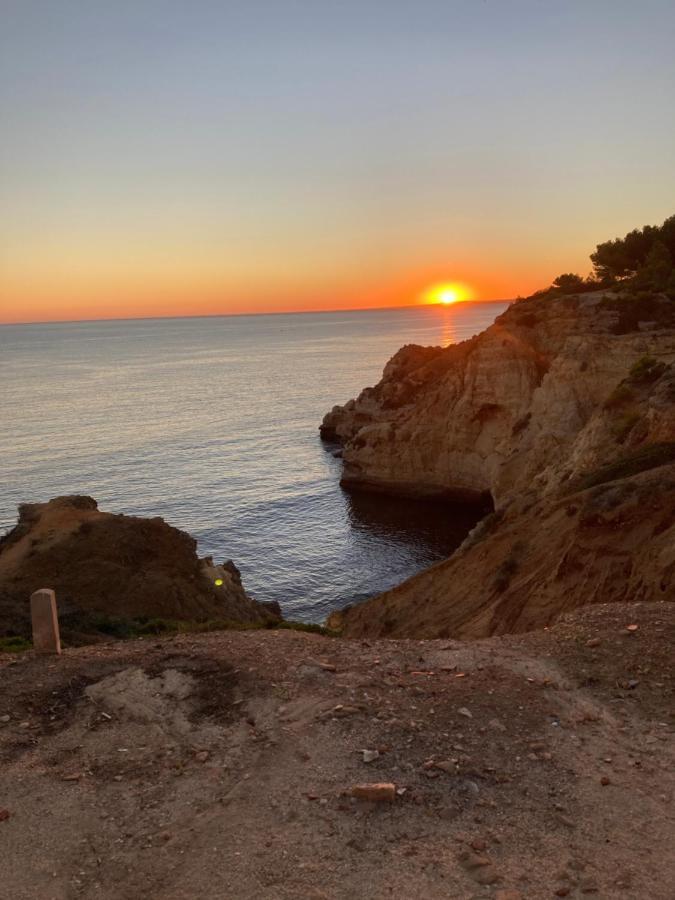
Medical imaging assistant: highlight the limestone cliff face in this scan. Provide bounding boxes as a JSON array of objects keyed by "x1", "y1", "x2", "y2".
[
  {"x1": 321, "y1": 292, "x2": 675, "y2": 506},
  {"x1": 322, "y1": 291, "x2": 675, "y2": 638},
  {"x1": 0, "y1": 496, "x2": 281, "y2": 638}
]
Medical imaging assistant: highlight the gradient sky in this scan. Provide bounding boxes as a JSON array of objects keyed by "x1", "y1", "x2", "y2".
[{"x1": 2, "y1": 1, "x2": 674, "y2": 323}]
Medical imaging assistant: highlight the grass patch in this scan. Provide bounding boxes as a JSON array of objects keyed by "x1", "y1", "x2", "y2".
[
  {"x1": 600, "y1": 292, "x2": 675, "y2": 334},
  {"x1": 65, "y1": 613, "x2": 338, "y2": 642},
  {"x1": 628, "y1": 356, "x2": 667, "y2": 383},
  {"x1": 0, "y1": 635, "x2": 33, "y2": 653},
  {"x1": 571, "y1": 442, "x2": 675, "y2": 492}
]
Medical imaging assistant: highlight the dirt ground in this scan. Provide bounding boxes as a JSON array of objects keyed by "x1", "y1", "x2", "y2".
[{"x1": 1, "y1": 602, "x2": 673, "y2": 900}]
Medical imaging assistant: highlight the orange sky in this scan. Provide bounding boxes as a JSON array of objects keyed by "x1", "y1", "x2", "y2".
[
  {"x1": 2, "y1": 3, "x2": 674, "y2": 325},
  {"x1": 0, "y1": 256, "x2": 555, "y2": 324}
]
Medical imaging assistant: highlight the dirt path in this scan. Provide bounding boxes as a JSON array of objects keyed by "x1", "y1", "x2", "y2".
[{"x1": 1, "y1": 602, "x2": 673, "y2": 899}]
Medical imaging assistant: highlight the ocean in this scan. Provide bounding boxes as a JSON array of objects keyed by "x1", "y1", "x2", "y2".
[{"x1": 1, "y1": 301, "x2": 509, "y2": 622}]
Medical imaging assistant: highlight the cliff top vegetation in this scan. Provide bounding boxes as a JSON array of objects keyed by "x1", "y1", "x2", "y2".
[{"x1": 531, "y1": 214, "x2": 675, "y2": 300}]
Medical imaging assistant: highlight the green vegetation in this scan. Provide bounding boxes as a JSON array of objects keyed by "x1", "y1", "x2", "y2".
[
  {"x1": 552, "y1": 273, "x2": 586, "y2": 293},
  {"x1": 530, "y1": 215, "x2": 675, "y2": 299},
  {"x1": 628, "y1": 356, "x2": 667, "y2": 383},
  {"x1": 572, "y1": 442, "x2": 675, "y2": 492},
  {"x1": 84, "y1": 614, "x2": 337, "y2": 640},
  {"x1": 0, "y1": 635, "x2": 32, "y2": 653},
  {"x1": 0, "y1": 615, "x2": 338, "y2": 654},
  {"x1": 591, "y1": 217, "x2": 675, "y2": 282}
]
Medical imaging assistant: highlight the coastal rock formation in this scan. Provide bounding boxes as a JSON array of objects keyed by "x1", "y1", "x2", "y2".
[
  {"x1": 0, "y1": 495, "x2": 280, "y2": 639},
  {"x1": 322, "y1": 291, "x2": 675, "y2": 637}
]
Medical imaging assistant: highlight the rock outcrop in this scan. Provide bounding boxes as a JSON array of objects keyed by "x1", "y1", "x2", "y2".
[
  {"x1": 0, "y1": 496, "x2": 281, "y2": 639},
  {"x1": 322, "y1": 291, "x2": 675, "y2": 637}
]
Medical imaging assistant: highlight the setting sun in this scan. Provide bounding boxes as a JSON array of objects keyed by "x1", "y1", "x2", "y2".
[{"x1": 422, "y1": 282, "x2": 473, "y2": 306}]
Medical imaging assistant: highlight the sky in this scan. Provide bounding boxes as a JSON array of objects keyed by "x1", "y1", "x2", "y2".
[{"x1": 1, "y1": 0, "x2": 674, "y2": 324}]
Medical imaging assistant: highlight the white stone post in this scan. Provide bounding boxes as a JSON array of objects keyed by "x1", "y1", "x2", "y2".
[{"x1": 30, "y1": 588, "x2": 61, "y2": 654}]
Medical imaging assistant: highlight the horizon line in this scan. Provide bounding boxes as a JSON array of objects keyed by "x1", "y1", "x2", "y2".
[{"x1": 0, "y1": 298, "x2": 513, "y2": 328}]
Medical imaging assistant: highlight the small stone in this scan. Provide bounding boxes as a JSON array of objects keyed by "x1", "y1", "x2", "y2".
[
  {"x1": 586, "y1": 637, "x2": 601, "y2": 648},
  {"x1": 600, "y1": 776, "x2": 611, "y2": 786},
  {"x1": 0, "y1": 715, "x2": 10, "y2": 723},
  {"x1": 113, "y1": 775, "x2": 124, "y2": 782},
  {"x1": 0, "y1": 809, "x2": 10, "y2": 822},
  {"x1": 350, "y1": 783, "x2": 396, "y2": 803},
  {"x1": 625, "y1": 624, "x2": 639, "y2": 632},
  {"x1": 361, "y1": 749, "x2": 379, "y2": 764},
  {"x1": 62, "y1": 773, "x2": 82, "y2": 782},
  {"x1": 195, "y1": 751, "x2": 209, "y2": 763},
  {"x1": 458, "y1": 707, "x2": 473, "y2": 719},
  {"x1": 470, "y1": 838, "x2": 487, "y2": 851},
  {"x1": 458, "y1": 850, "x2": 490, "y2": 870},
  {"x1": 332, "y1": 705, "x2": 360, "y2": 716},
  {"x1": 555, "y1": 889, "x2": 571, "y2": 898},
  {"x1": 475, "y1": 868, "x2": 500, "y2": 886}
]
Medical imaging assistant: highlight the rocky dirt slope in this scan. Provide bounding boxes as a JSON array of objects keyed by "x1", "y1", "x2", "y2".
[
  {"x1": 1, "y1": 601, "x2": 673, "y2": 899},
  {"x1": 322, "y1": 292, "x2": 675, "y2": 638},
  {"x1": 0, "y1": 496, "x2": 280, "y2": 639}
]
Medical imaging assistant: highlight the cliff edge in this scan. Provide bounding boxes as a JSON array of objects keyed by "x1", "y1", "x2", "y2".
[
  {"x1": 322, "y1": 291, "x2": 675, "y2": 638},
  {"x1": 0, "y1": 495, "x2": 280, "y2": 640}
]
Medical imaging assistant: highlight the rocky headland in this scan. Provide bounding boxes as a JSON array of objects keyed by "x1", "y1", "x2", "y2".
[
  {"x1": 0, "y1": 495, "x2": 280, "y2": 642},
  {"x1": 322, "y1": 290, "x2": 675, "y2": 638}
]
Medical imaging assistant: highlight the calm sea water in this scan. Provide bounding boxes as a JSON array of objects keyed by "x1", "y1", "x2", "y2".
[{"x1": 1, "y1": 302, "x2": 508, "y2": 621}]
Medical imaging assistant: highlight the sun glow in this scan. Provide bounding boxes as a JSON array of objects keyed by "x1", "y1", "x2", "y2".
[{"x1": 423, "y1": 282, "x2": 473, "y2": 305}]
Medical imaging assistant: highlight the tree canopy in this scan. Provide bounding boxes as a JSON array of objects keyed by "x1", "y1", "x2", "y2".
[
  {"x1": 542, "y1": 214, "x2": 675, "y2": 298},
  {"x1": 590, "y1": 215, "x2": 675, "y2": 281}
]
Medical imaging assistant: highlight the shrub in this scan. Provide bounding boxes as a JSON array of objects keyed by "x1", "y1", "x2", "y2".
[
  {"x1": 0, "y1": 635, "x2": 32, "y2": 653},
  {"x1": 628, "y1": 356, "x2": 667, "y2": 383},
  {"x1": 571, "y1": 442, "x2": 675, "y2": 492},
  {"x1": 603, "y1": 384, "x2": 634, "y2": 410}
]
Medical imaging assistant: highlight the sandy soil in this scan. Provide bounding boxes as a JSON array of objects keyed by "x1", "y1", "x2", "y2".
[{"x1": 1, "y1": 602, "x2": 673, "y2": 900}]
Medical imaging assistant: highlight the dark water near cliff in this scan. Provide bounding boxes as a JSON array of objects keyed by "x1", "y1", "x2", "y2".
[{"x1": 1, "y1": 301, "x2": 508, "y2": 621}]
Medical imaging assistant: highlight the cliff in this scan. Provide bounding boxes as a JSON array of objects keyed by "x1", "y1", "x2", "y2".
[
  {"x1": 0, "y1": 496, "x2": 280, "y2": 640},
  {"x1": 322, "y1": 291, "x2": 675, "y2": 638}
]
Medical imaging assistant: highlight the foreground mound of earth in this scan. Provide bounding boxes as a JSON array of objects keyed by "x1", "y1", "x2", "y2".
[
  {"x1": 1, "y1": 601, "x2": 673, "y2": 899},
  {"x1": 0, "y1": 496, "x2": 279, "y2": 639}
]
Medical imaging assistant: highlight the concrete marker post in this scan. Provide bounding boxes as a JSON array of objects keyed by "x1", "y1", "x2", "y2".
[{"x1": 30, "y1": 588, "x2": 61, "y2": 654}]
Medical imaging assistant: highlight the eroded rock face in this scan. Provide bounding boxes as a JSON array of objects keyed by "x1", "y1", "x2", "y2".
[
  {"x1": 0, "y1": 496, "x2": 281, "y2": 638},
  {"x1": 328, "y1": 460, "x2": 675, "y2": 639},
  {"x1": 321, "y1": 291, "x2": 675, "y2": 504},
  {"x1": 322, "y1": 291, "x2": 675, "y2": 638}
]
